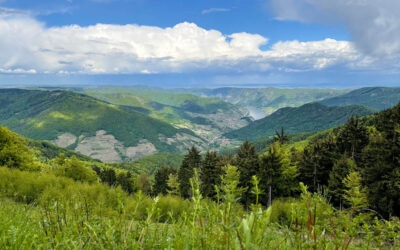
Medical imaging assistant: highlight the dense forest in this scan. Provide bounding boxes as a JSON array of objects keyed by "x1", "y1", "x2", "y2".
[{"x1": 0, "y1": 102, "x2": 400, "y2": 248}]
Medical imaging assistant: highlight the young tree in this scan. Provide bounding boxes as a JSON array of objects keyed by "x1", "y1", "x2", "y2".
[
  {"x1": 153, "y1": 166, "x2": 177, "y2": 196},
  {"x1": 167, "y1": 173, "x2": 180, "y2": 196},
  {"x1": 178, "y1": 146, "x2": 202, "y2": 198},
  {"x1": 200, "y1": 151, "x2": 223, "y2": 199}
]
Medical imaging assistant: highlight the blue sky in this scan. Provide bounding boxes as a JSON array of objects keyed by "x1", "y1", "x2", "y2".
[{"x1": 0, "y1": 0, "x2": 399, "y2": 88}]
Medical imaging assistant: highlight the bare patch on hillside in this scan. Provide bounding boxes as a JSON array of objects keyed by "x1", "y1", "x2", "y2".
[
  {"x1": 72, "y1": 130, "x2": 158, "y2": 162},
  {"x1": 75, "y1": 131, "x2": 123, "y2": 162},
  {"x1": 53, "y1": 133, "x2": 77, "y2": 148},
  {"x1": 125, "y1": 140, "x2": 157, "y2": 160}
]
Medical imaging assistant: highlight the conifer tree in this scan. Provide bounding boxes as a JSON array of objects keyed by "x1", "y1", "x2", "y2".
[
  {"x1": 298, "y1": 136, "x2": 340, "y2": 192},
  {"x1": 328, "y1": 157, "x2": 356, "y2": 208},
  {"x1": 178, "y1": 146, "x2": 202, "y2": 198},
  {"x1": 336, "y1": 116, "x2": 369, "y2": 160},
  {"x1": 117, "y1": 171, "x2": 136, "y2": 194},
  {"x1": 233, "y1": 140, "x2": 259, "y2": 206},
  {"x1": 153, "y1": 166, "x2": 177, "y2": 195},
  {"x1": 200, "y1": 150, "x2": 223, "y2": 198},
  {"x1": 260, "y1": 143, "x2": 283, "y2": 207}
]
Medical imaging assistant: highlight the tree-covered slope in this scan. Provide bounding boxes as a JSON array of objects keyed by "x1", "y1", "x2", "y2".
[
  {"x1": 0, "y1": 89, "x2": 203, "y2": 162},
  {"x1": 320, "y1": 87, "x2": 400, "y2": 110},
  {"x1": 224, "y1": 103, "x2": 375, "y2": 141}
]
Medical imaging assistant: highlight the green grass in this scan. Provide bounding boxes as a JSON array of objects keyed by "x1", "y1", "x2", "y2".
[{"x1": 1, "y1": 167, "x2": 399, "y2": 249}]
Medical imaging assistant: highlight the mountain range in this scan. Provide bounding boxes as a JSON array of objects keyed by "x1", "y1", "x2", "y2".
[{"x1": 0, "y1": 86, "x2": 399, "y2": 163}]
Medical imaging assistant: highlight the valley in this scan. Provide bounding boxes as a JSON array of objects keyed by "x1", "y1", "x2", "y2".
[{"x1": 1, "y1": 86, "x2": 399, "y2": 163}]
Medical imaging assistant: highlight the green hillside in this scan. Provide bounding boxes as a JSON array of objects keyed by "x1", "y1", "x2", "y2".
[
  {"x1": 79, "y1": 87, "x2": 252, "y2": 149},
  {"x1": 321, "y1": 87, "x2": 400, "y2": 110},
  {"x1": 172, "y1": 87, "x2": 349, "y2": 116},
  {"x1": 225, "y1": 102, "x2": 375, "y2": 141},
  {"x1": 0, "y1": 89, "x2": 201, "y2": 162}
]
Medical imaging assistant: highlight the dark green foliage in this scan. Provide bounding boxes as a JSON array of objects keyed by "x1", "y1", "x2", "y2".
[
  {"x1": 225, "y1": 103, "x2": 374, "y2": 141},
  {"x1": 298, "y1": 136, "x2": 340, "y2": 193},
  {"x1": 117, "y1": 171, "x2": 136, "y2": 194},
  {"x1": 336, "y1": 116, "x2": 369, "y2": 160},
  {"x1": 233, "y1": 141, "x2": 258, "y2": 205},
  {"x1": 327, "y1": 157, "x2": 356, "y2": 208},
  {"x1": 153, "y1": 166, "x2": 177, "y2": 196},
  {"x1": 178, "y1": 146, "x2": 202, "y2": 198},
  {"x1": 360, "y1": 103, "x2": 400, "y2": 217},
  {"x1": 200, "y1": 151, "x2": 223, "y2": 198},
  {"x1": 259, "y1": 143, "x2": 284, "y2": 206}
]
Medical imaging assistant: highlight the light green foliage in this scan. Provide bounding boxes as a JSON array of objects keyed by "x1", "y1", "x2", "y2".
[
  {"x1": 54, "y1": 155, "x2": 98, "y2": 183},
  {"x1": 167, "y1": 173, "x2": 180, "y2": 196},
  {"x1": 343, "y1": 171, "x2": 368, "y2": 212},
  {"x1": 0, "y1": 126, "x2": 40, "y2": 171}
]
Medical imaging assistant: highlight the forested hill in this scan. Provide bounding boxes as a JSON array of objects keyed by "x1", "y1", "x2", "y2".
[
  {"x1": 224, "y1": 102, "x2": 375, "y2": 141},
  {"x1": 0, "y1": 89, "x2": 203, "y2": 162},
  {"x1": 321, "y1": 87, "x2": 400, "y2": 110}
]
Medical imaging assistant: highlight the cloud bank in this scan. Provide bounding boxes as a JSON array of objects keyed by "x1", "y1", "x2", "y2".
[
  {"x1": 0, "y1": 9, "x2": 397, "y2": 75},
  {"x1": 270, "y1": 0, "x2": 400, "y2": 58}
]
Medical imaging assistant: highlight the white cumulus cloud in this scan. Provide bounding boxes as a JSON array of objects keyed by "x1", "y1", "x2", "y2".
[{"x1": 0, "y1": 12, "x2": 396, "y2": 75}]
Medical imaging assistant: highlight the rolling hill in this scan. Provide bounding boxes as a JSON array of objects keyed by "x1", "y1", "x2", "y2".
[
  {"x1": 170, "y1": 87, "x2": 349, "y2": 118},
  {"x1": 320, "y1": 87, "x2": 400, "y2": 110},
  {"x1": 0, "y1": 89, "x2": 206, "y2": 162},
  {"x1": 224, "y1": 102, "x2": 375, "y2": 141}
]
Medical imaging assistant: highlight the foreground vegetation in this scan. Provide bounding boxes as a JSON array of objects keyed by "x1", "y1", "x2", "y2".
[
  {"x1": 1, "y1": 98, "x2": 400, "y2": 248},
  {"x1": 1, "y1": 166, "x2": 400, "y2": 249}
]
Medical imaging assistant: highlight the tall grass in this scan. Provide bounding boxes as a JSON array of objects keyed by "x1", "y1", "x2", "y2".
[{"x1": 0, "y1": 166, "x2": 399, "y2": 249}]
